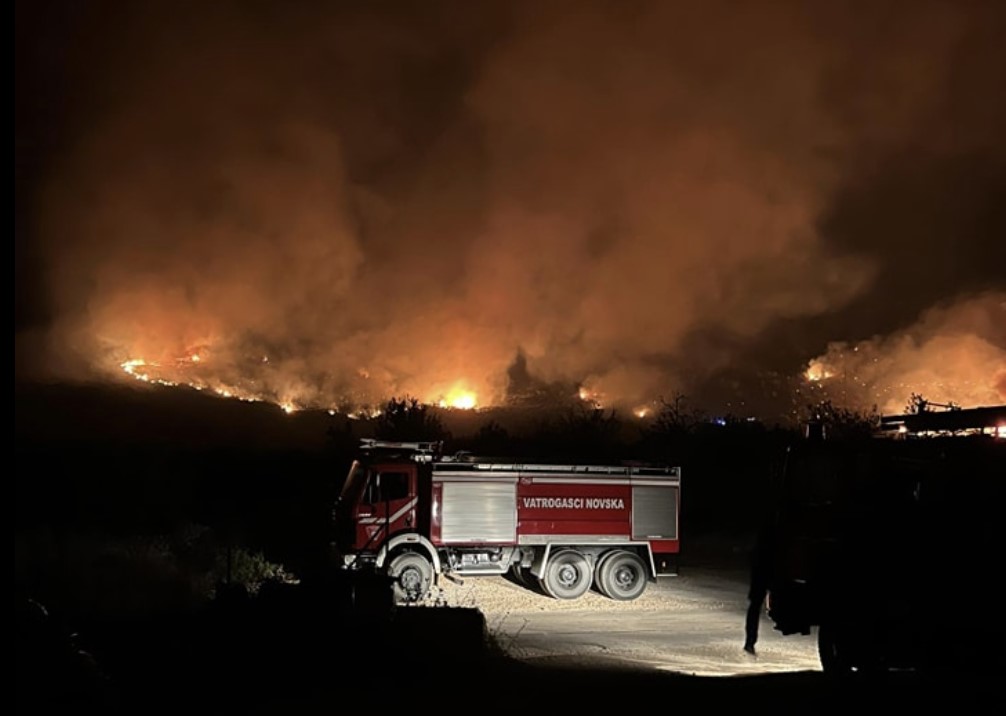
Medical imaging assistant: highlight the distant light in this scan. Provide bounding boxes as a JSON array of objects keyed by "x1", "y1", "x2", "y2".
[
  {"x1": 190, "y1": 354, "x2": 201, "y2": 363},
  {"x1": 713, "y1": 417, "x2": 727, "y2": 427}
]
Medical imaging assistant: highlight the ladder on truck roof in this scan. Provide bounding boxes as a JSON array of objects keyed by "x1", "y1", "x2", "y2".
[
  {"x1": 358, "y1": 438, "x2": 443, "y2": 462},
  {"x1": 356, "y1": 439, "x2": 681, "y2": 475},
  {"x1": 432, "y1": 461, "x2": 680, "y2": 478}
]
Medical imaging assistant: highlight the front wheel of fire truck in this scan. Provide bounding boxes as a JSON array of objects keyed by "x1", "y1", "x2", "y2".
[
  {"x1": 387, "y1": 551, "x2": 433, "y2": 604},
  {"x1": 541, "y1": 550, "x2": 592, "y2": 600},
  {"x1": 595, "y1": 550, "x2": 648, "y2": 601}
]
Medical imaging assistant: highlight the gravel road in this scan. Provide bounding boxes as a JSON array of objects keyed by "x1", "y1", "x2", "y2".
[{"x1": 408, "y1": 564, "x2": 823, "y2": 677}]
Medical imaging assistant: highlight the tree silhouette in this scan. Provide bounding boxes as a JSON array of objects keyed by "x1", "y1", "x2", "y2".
[
  {"x1": 803, "y1": 399, "x2": 879, "y2": 440},
  {"x1": 471, "y1": 420, "x2": 512, "y2": 456},
  {"x1": 650, "y1": 392, "x2": 705, "y2": 436},
  {"x1": 531, "y1": 404, "x2": 625, "y2": 462},
  {"x1": 373, "y1": 396, "x2": 448, "y2": 441}
]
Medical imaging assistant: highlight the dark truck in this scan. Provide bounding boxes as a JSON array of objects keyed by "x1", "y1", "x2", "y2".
[{"x1": 763, "y1": 410, "x2": 1004, "y2": 678}]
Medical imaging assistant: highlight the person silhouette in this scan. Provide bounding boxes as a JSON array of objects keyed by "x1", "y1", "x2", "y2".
[{"x1": 744, "y1": 518, "x2": 777, "y2": 655}]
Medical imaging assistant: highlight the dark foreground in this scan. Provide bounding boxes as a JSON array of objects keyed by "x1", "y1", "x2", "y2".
[{"x1": 18, "y1": 574, "x2": 989, "y2": 715}]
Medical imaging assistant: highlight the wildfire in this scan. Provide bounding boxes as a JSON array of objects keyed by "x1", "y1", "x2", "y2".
[
  {"x1": 120, "y1": 358, "x2": 177, "y2": 387},
  {"x1": 633, "y1": 406, "x2": 651, "y2": 419},
  {"x1": 438, "y1": 387, "x2": 478, "y2": 410},
  {"x1": 121, "y1": 358, "x2": 149, "y2": 379},
  {"x1": 804, "y1": 360, "x2": 834, "y2": 383},
  {"x1": 577, "y1": 386, "x2": 604, "y2": 408}
]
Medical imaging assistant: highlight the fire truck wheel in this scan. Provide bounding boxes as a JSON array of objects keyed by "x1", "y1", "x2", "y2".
[
  {"x1": 387, "y1": 552, "x2": 433, "y2": 604},
  {"x1": 597, "y1": 550, "x2": 648, "y2": 601},
  {"x1": 542, "y1": 550, "x2": 592, "y2": 600},
  {"x1": 592, "y1": 551, "x2": 618, "y2": 596},
  {"x1": 509, "y1": 564, "x2": 533, "y2": 590}
]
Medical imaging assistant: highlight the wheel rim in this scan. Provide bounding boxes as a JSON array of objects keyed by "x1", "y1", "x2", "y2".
[
  {"x1": 613, "y1": 564, "x2": 640, "y2": 590},
  {"x1": 390, "y1": 554, "x2": 431, "y2": 603},
  {"x1": 545, "y1": 551, "x2": 591, "y2": 599},
  {"x1": 557, "y1": 563, "x2": 581, "y2": 588},
  {"x1": 400, "y1": 568, "x2": 423, "y2": 598}
]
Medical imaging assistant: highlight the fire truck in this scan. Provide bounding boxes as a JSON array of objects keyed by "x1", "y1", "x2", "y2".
[
  {"x1": 332, "y1": 439, "x2": 681, "y2": 604},
  {"x1": 763, "y1": 406, "x2": 1005, "y2": 677}
]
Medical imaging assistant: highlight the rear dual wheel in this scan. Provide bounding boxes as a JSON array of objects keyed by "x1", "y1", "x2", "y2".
[{"x1": 594, "y1": 550, "x2": 648, "y2": 601}]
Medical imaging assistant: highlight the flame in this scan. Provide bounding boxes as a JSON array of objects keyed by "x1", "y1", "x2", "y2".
[
  {"x1": 438, "y1": 386, "x2": 478, "y2": 410},
  {"x1": 633, "y1": 406, "x2": 651, "y2": 419},
  {"x1": 804, "y1": 360, "x2": 834, "y2": 382},
  {"x1": 121, "y1": 358, "x2": 149, "y2": 379},
  {"x1": 577, "y1": 385, "x2": 604, "y2": 408},
  {"x1": 120, "y1": 358, "x2": 178, "y2": 387}
]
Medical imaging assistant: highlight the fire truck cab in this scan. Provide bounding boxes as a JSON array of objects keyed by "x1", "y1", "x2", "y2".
[{"x1": 333, "y1": 440, "x2": 681, "y2": 604}]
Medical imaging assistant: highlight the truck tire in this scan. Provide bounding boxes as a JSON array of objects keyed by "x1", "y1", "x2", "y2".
[
  {"x1": 541, "y1": 550, "x2": 592, "y2": 600},
  {"x1": 596, "y1": 550, "x2": 648, "y2": 601},
  {"x1": 387, "y1": 551, "x2": 433, "y2": 604},
  {"x1": 508, "y1": 563, "x2": 527, "y2": 588},
  {"x1": 592, "y1": 550, "x2": 618, "y2": 595}
]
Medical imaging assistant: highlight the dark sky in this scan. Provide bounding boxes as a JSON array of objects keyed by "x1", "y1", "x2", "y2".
[{"x1": 15, "y1": 0, "x2": 1006, "y2": 419}]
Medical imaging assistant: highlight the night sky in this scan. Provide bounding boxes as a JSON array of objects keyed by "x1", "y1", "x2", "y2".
[{"x1": 15, "y1": 0, "x2": 1006, "y2": 421}]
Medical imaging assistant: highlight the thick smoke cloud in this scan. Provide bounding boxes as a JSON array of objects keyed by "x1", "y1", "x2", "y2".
[{"x1": 18, "y1": 0, "x2": 1006, "y2": 415}]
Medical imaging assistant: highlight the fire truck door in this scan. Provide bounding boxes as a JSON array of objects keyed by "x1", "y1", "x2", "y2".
[{"x1": 356, "y1": 466, "x2": 417, "y2": 546}]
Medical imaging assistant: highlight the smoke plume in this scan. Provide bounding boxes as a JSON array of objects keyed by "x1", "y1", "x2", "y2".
[
  {"x1": 17, "y1": 0, "x2": 1005, "y2": 415},
  {"x1": 804, "y1": 291, "x2": 1006, "y2": 414}
]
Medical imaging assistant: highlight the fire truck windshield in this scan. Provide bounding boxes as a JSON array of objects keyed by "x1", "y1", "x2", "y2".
[{"x1": 338, "y1": 461, "x2": 368, "y2": 506}]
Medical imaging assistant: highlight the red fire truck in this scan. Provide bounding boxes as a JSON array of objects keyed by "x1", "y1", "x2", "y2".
[{"x1": 332, "y1": 440, "x2": 681, "y2": 603}]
